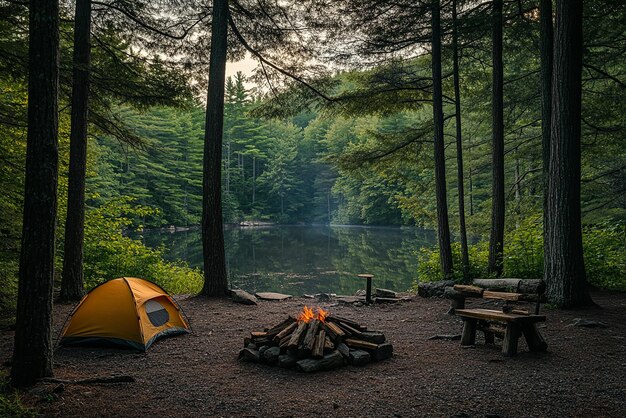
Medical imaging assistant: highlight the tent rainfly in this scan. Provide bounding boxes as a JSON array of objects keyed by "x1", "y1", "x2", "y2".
[{"x1": 60, "y1": 277, "x2": 191, "y2": 351}]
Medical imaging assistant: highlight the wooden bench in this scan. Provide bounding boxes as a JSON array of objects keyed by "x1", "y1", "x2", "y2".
[
  {"x1": 445, "y1": 279, "x2": 548, "y2": 356},
  {"x1": 455, "y1": 308, "x2": 547, "y2": 356}
]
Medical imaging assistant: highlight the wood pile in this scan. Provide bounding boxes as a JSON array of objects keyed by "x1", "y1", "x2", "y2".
[{"x1": 239, "y1": 306, "x2": 393, "y2": 372}]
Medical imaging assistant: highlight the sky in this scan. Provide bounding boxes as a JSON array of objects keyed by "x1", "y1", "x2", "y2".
[{"x1": 225, "y1": 54, "x2": 257, "y2": 80}]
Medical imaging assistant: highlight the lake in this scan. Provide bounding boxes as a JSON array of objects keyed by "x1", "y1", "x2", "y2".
[{"x1": 140, "y1": 225, "x2": 435, "y2": 296}]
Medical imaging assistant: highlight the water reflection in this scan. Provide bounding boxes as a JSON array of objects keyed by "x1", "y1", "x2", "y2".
[{"x1": 140, "y1": 225, "x2": 435, "y2": 295}]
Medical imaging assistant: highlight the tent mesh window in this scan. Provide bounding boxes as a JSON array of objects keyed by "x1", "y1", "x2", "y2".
[{"x1": 145, "y1": 299, "x2": 169, "y2": 326}]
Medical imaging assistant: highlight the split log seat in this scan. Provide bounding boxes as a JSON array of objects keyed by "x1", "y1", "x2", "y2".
[{"x1": 455, "y1": 308, "x2": 547, "y2": 356}]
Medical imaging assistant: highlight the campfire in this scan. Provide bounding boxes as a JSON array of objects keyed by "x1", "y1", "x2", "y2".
[{"x1": 239, "y1": 306, "x2": 393, "y2": 372}]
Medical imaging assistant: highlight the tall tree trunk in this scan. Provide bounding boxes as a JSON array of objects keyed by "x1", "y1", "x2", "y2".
[
  {"x1": 200, "y1": 0, "x2": 229, "y2": 297},
  {"x1": 468, "y1": 136, "x2": 474, "y2": 216},
  {"x1": 11, "y1": 0, "x2": 60, "y2": 388},
  {"x1": 431, "y1": 0, "x2": 454, "y2": 278},
  {"x1": 226, "y1": 142, "x2": 230, "y2": 193},
  {"x1": 452, "y1": 0, "x2": 470, "y2": 280},
  {"x1": 252, "y1": 156, "x2": 256, "y2": 205},
  {"x1": 60, "y1": 0, "x2": 92, "y2": 302},
  {"x1": 488, "y1": 0, "x2": 505, "y2": 277},
  {"x1": 540, "y1": 0, "x2": 553, "y2": 278},
  {"x1": 545, "y1": 0, "x2": 592, "y2": 307}
]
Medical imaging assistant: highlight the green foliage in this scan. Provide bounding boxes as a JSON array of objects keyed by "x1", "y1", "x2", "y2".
[
  {"x1": 583, "y1": 222, "x2": 626, "y2": 290},
  {"x1": 0, "y1": 374, "x2": 34, "y2": 418},
  {"x1": 416, "y1": 221, "x2": 626, "y2": 291},
  {"x1": 83, "y1": 195, "x2": 203, "y2": 294},
  {"x1": 416, "y1": 241, "x2": 489, "y2": 284},
  {"x1": 0, "y1": 257, "x2": 18, "y2": 327}
]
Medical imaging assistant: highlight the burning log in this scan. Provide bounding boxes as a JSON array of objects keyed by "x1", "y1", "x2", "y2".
[{"x1": 239, "y1": 306, "x2": 392, "y2": 372}]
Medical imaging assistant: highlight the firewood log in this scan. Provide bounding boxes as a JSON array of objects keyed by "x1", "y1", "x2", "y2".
[
  {"x1": 328, "y1": 315, "x2": 367, "y2": 331},
  {"x1": 312, "y1": 330, "x2": 326, "y2": 358},
  {"x1": 266, "y1": 316, "x2": 296, "y2": 336},
  {"x1": 337, "y1": 322, "x2": 363, "y2": 338},
  {"x1": 288, "y1": 322, "x2": 308, "y2": 348},
  {"x1": 301, "y1": 320, "x2": 320, "y2": 351},
  {"x1": 324, "y1": 321, "x2": 346, "y2": 339},
  {"x1": 273, "y1": 322, "x2": 298, "y2": 342},
  {"x1": 324, "y1": 336, "x2": 334, "y2": 350},
  {"x1": 344, "y1": 339, "x2": 378, "y2": 350}
]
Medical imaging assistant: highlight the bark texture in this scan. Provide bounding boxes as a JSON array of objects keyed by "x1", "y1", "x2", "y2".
[
  {"x1": 431, "y1": 0, "x2": 454, "y2": 278},
  {"x1": 545, "y1": 0, "x2": 593, "y2": 307},
  {"x1": 452, "y1": 0, "x2": 470, "y2": 280},
  {"x1": 60, "y1": 0, "x2": 92, "y2": 301},
  {"x1": 201, "y1": 0, "x2": 229, "y2": 296},
  {"x1": 11, "y1": 0, "x2": 60, "y2": 387},
  {"x1": 539, "y1": 0, "x2": 553, "y2": 285},
  {"x1": 488, "y1": 0, "x2": 505, "y2": 277}
]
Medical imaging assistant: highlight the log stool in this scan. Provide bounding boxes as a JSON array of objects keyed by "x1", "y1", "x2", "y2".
[{"x1": 357, "y1": 274, "x2": 374, "y2": 304}]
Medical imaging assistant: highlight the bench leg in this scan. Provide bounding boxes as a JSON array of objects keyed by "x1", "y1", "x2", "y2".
[
  {"x1": 522, "y1": 323, "x2": 548, "y2": 352},
  {"x1": 461, "y1": 318, "x2": 477, "y2": 346},
  {"x1": 502, "y1": 323, "x2": 522, "y2": 356},
  {"x1": 478, "y1": 320, "x2": 495, "y2": 345}
]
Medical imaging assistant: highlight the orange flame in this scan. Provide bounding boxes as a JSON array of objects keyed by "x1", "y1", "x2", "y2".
[{"x1": 297, "y1": 306, "x2": 329, "y2": 323}]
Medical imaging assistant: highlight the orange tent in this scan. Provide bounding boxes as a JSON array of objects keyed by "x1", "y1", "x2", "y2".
[{"x1": 60, "y1": 277, "x2": 191, "y2": 351}]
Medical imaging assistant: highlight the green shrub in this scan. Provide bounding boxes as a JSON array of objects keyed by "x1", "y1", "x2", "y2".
[
  {"x1": 83, "y1": 196, "x2": 203, "y2": 294},
  {"x1": 416, "y1": 219, "x2": 625, "y2": 291},
  {"x1": 583, "y1": 222, "x2": 626, "y2": 290},
  {"x1": 416, "y1": 241, "x2": 489, "y2": 284},
  {"x1": 0, "y1": 257, "x2": 18, "y2": 327},
  {"x1": 0, "y1": 374, "x2": 34, "y2": 418}
]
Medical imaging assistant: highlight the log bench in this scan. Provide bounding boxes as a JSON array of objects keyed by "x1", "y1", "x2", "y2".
[
  {"x1": 445, "y1": 278, "x2": 548, "y2": 356},
  {"x1": 455, "y1": 308, "x2": 547, "y2": 356}
]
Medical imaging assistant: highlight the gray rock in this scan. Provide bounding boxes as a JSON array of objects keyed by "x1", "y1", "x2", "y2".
[
  {"x1": 255, "y1": 292, "x2": 292, "y2": 301},
  {"x1": 230, "y1": 289, "x2": 258, "y2": 305},
  {"x1": 315, "y1": 293, "x2": 332, "y2": 301},
  {"x1": 262, "y1": 346, "x2": 281, "y2": 365},
  {"x1": 375, "y1": 288, "x2": 398, "y2": 298},
  {"x1": 238, "y1": 348, "x2": 260, "y2": 363},
  {"x1": 337, "y1": 343, "x2": 350, "y2": 358},
  {"x1": 296, "y1": 350, "x2": 344, "y2": 372},
  {"x1": 349, "y1": 349, "x2": 370, "y2": 366},
  {"x1": 417, "y1": 280, "x2": 455, "y2": 298},
  {"x1": 278, "y1": 353, "x2": 298, "y2": 368},
  {"x1": 258, "y1": 345, "x2": 270, "y2": 358},
  {"x1": 368, "y1": 342, "x2": 393, "y2": 361},
  {"x1": 354, "y1": 289, "x2": 367, "y2": 296}
]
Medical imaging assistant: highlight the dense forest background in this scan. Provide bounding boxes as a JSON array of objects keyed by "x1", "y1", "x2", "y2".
[{"x1": 1, "y1": 0, "x2": 625, "y2": 324}]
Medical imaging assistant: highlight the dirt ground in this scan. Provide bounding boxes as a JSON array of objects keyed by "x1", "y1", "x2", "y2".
[{"x1": 2, "y1": 291, "x2": 625, "y2": 417}]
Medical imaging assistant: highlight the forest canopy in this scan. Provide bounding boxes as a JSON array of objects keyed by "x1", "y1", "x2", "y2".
[{"x1": 0, "y1": 0, "x2": 625, "y2": 335}]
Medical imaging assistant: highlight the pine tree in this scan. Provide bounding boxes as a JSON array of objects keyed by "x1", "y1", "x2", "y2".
[
  {"x1": 201, "y1": 0, "x2": 229, "y2": 297},
  {"x1": 545, "y1": 0, "x2": 593, "y2": 307},
  {"x1": 11, "y1": 0, "x2": 60, "y2": 388},
  {"x1": 60, "y1": 0, "x2": 92, "y2": 301}
]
